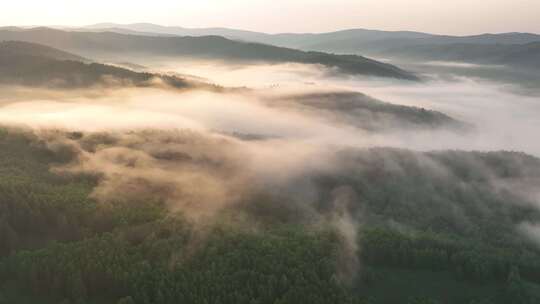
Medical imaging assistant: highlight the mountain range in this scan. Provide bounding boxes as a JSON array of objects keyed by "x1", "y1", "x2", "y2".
[
  {"x1": 81, "y1": 23, "x2": 540, "y2": 50},
  {"x1": 0, "y1": 40, "x2": 467, "y2": 132},
  {"x1": 0, "y1": 27, "x2": 418, "y2": 80},
  {"x1": 79, "y1": 23, "x2": 540, "y2": 69}
]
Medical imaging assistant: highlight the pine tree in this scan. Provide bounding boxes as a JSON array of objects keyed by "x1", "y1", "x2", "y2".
[
  {"x1": 506, "y1": 266, "x2": 528, "y2": 304},
  {"x1": 117, "y1": 296, "x2": 136, "y2": 304}
]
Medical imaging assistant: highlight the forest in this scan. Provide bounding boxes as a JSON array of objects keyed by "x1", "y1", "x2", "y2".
[
  {"x1": 1, "y1": 127, "x2": 540, "y2": 304},
  {"x1": 1, "y1": 7, "x2": 540, "y2": 303}
]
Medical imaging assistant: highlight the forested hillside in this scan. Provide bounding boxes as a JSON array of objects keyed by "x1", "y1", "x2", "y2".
[
  {"x1": 1, "y1": 127, "x2": 540, "y2": 304},
  {"x1": 0, "y1": 41, "x2": 87, "y2": 61},
  {"x1": 0, "y1": 41, "x2": 204, "y2": 89},
  {"x1": 272, "y1": 92, "x2": 468, "y2": 132}
]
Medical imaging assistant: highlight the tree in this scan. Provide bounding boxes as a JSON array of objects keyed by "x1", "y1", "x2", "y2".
[
  {"x1": 506, "y1": 266, "x2": 529, "y2": 304},
  {"x1": 70, "y1": 271, "x2": 88, "y2": 304},
  {"x1": 117, "y1": 296, "x2": 136, "y2": 304}
]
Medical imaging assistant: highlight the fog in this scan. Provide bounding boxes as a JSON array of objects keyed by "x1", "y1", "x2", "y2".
[
  {"x1": 161, "y1": 60, "x2": 540, "y2": 156},
  {"x1": 3, "y1": 60, "x2": 539, "y2": 156},
  {"x1": 2, "y1": 59, "x2": 540, "y2": 275}
]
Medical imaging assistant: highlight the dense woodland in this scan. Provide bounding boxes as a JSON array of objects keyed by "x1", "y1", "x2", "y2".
[{"x1": 1, "y1": 127, "x2": 540, "y2": 304}]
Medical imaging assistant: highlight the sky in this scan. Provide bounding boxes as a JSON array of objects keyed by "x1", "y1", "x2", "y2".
[{"x1": 2, "y1": 0, "x2": 539, "y2": 35}]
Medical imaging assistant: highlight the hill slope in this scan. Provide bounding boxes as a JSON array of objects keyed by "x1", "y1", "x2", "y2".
[
  {"x1": 270, "y1": 91, "x2": 469, "y2": 132},
  {"x1": 0, "y1": 40, "x2": 87, "y2": 61},
  {"x1": 0, "y1": 41, "x2": 193, "y2": 89}
]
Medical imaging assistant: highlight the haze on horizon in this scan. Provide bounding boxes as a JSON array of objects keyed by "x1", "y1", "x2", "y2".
[{"x1": 2, "y1": 0, "x2": 540, "y2": 35}]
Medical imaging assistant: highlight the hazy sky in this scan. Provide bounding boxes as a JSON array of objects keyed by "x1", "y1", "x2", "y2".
[{"x1": 2, "y1": 0, "x2": 539, "y2": 35}]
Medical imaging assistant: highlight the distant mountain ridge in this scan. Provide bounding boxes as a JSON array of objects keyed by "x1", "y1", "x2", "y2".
[
  {"x1": 80, "y1": 23, "x2": 540, "y2": 50},
  {"x1": 84, "y1": 22, "x2": 271, "y2": 41},
  {"x1": 77, "y1": 23, "x2": 540, "y2": 70},
  {"x1": 380, "y1": 42, "x2": 540, "y2": 69},
  {"x1": 0, "y1": 27, "x2": 418, "y2": 80}
]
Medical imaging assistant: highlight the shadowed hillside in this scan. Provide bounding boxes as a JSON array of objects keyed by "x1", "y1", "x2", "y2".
[
  {"x1": 0, "y1": 40, "x2": 88, "y2": 62},
  {"x1": 0, "y1": 41, "x2": 199, "y2": 89}
]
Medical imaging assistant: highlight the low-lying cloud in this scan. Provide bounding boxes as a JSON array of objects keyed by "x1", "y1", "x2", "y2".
[{"x1": 2, "y1": 59, "x2": 540, "y2": 279}]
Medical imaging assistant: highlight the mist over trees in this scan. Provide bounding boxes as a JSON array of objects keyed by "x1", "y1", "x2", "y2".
[
  {"x1": 1, "y1": 18, "x2": 540, "y2": 304},
  {"x1": 1, "y1": 128, "x2": 540, "y2": 303}
]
